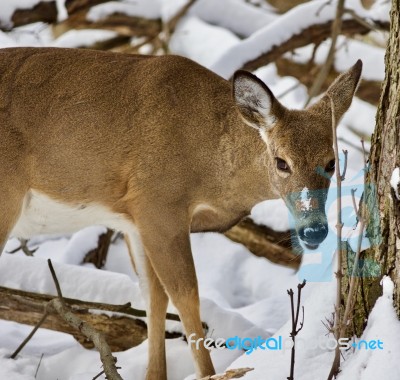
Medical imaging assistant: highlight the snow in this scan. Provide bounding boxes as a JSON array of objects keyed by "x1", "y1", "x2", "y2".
[
  {"x1": 251, "y1": 199, "x2": 289, "y2": 231},
  {"x1": 55, "y1": 0, "x2": 68, "y2": 22},
  {"x1": 285, "y1": 36, "x2": 386, "y2": 82},
  {"x1": 0, "y1": 349, "x2": 37, "y2": 380},
  {"x1": 0, "y1": 1, "x2": 396, "y2": 379},
  {"x1": 337, "y1": 277, "x2": 400, "y2": 380},
  {"x1": 190, "y1": 0, "x2": 277, "y2": 38},
  {"x1": 86, "y1": 1, "x2": 160, "y2": 23},
  {"x1": 390, "y1": 168, "x2": 400, "y2": 200},
  {"x1": 160, "y1": 0, "x2": 188, "y2": 23},
  {"x1": 169, "y1": 16, "x2": 239, "y2": 68}
]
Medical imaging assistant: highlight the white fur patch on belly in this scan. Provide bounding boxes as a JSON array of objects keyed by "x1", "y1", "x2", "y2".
[{"x1": 11, "y1": 190, "x2": 132, "y2": 238}]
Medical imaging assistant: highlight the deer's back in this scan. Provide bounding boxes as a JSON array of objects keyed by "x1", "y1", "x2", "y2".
[{"x1": 0, "y1": 48, "x2": 236, "y2": 206}]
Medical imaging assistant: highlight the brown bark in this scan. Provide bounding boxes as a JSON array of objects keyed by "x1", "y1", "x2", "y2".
[
  {"x1": 275, "y1": 57, "x2": 381, "y2": 105},
  {"x1": 345, "y1": 0, "x2": 400, "y2": 336},
  {"x1": 8, "y1": 1, "x2": 57, "y2": 29}
]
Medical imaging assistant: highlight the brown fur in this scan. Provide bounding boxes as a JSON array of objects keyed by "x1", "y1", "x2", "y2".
[{"x1": 0, "y1": 48, "x2": 361, "y2": 379}]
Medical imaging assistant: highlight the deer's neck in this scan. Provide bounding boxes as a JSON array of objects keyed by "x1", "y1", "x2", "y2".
[{"x1": 217, "y1": 109, "x2": 278, "y2": 206}]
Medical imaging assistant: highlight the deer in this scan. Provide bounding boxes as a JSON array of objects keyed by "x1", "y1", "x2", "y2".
[{"x1": 0, "y1": 47, "x2": 362, "y2": 379}]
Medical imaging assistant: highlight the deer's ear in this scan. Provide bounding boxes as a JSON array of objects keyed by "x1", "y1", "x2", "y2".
[
  {"x1": 313, "y1": 60, "x2": 363, "y2": 122},
  {"x1": 233, "y1": 70, "x2": 283, "y2": 131}
]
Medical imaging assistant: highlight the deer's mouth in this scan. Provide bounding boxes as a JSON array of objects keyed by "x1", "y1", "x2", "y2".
[{"x1": 304, "y1": 242, "x2": 320, "y2": 250}]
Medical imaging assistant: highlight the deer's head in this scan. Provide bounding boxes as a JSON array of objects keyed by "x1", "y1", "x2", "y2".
[{"x1": 233, "y1": 60, "x2": 362, "y2": 250}]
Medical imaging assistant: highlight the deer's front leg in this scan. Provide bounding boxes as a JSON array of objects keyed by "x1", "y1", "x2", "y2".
[
  {"x1": 144, "y1": 254, "x2": 169, "y2": 380},
  {"x1": 125, "y1": 230, "x2": 169, "y2": 380},
  {"x1": 137, "y1": 212, "x2": 215, "y2": 379}
]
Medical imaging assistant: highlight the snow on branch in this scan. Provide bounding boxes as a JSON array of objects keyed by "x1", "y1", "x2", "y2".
[{"x1": 211, "y1": 0, "x2": 389, "y2": 79}]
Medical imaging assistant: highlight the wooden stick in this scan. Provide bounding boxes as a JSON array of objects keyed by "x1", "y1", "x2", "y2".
[
  {"x1": 48, "y1": 298, "x2": 123, "y2": 380},
  {"x1": 48, "y1": 260, "x2": 123, "y2": 380},
  {"x1": 327, "y1": 93, "x2": 345, "y2": 379}
]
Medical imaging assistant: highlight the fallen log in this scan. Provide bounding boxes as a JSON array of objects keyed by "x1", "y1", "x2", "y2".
[{"x1": 0, "y1": 286, "x2": 181, "y2": 352}]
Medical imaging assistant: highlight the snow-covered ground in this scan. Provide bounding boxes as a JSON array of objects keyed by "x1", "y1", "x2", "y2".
[{"x1": 0, "y1": 0, "x2": 398, "y2": 379}]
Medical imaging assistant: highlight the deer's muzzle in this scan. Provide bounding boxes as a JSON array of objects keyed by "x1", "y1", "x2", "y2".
[
  {"x1": 286, "y1": 187, "x2": 330, "y2": 250},
  {"x1": 298, "y1": 222, "x2": 328, "y2": 249}
]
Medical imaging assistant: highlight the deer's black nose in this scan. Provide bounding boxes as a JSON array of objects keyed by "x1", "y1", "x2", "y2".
[{"x1": 299, "y1": 223, "x2": 328, "y2": 248}]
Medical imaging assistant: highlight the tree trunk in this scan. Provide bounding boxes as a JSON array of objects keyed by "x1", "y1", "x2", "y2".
[{"x1": 345, "y1": 0, "x2": 400, "y2": 336}]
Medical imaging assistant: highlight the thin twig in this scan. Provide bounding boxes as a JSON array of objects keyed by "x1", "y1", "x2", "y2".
[
  {"x1": 327, "y1": 94, "x2": 344, "y2": 380},
  {"x1": 343, "y1": 8, "x2": 386, "y2": 32},
  {"x1": 34, "y1": 353, "x2": 44, "y2": 378},
  {"x1": 92, "y1": 369, "x2": 105, "y2": 380},
  {"x1": 10, "y1": 311, "x2": 49, "y2": 359},
  {"x1": 351, "y1": 189, "x2": 359, "y2": 219},
  {"x1": 47, "y1": 259, "x2": 64, "y2": 301},
  {"x1": 7, "y1": 238, "x2": 38, "y2": 256},
  {"x1": 340, "y1": 150, "x2": 348, "y2": 181},
  {"x1": 287, "y1": 280, "x2": 306, "y2": 380},
  {"x1": 305, "y1": 0, "x2": 345, "y2": 107},
  {"x1": 277, "y1": 82, "x2": 302, "y2": 99}
]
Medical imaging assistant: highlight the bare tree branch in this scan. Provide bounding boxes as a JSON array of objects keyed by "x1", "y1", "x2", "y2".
[
  {"x1": 225, "y1": 218, "x2": 302, "y2": 270},
  {"x1": 287, "y1": 280, "x2": 306, "y2": 380},
  {"x1": 236, "y1": 19, "x2": 388, "y2": 76},
  {"x1": 83, "y1": 229, "x2": 114, "y2": 268},
  {"x1": 49, "y1": 298, "x2": 123, "y2": 380},
  {"x1": 305, "y1": 0, "x2": 345, "y2": 106}
]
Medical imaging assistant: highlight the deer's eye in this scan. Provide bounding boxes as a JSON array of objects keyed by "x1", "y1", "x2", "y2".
[
  {"x1": 276, "y1": 158, "x2": 290, "y2": 172},
  {"x1": 326, "y1": 159, "x2": 336, "y2": 172}
]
